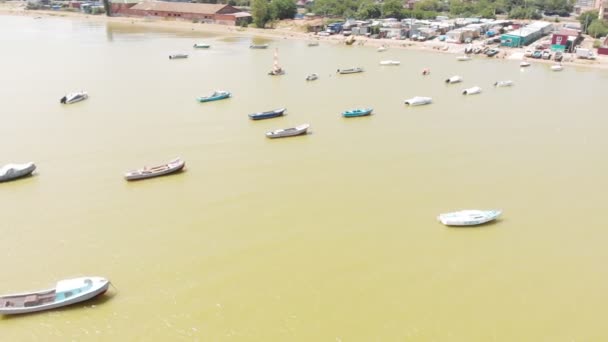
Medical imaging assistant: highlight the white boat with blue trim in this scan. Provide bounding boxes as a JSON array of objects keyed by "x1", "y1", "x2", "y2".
[{"x1": 438, "y1": 210, "x2": 502, "y2": 226}]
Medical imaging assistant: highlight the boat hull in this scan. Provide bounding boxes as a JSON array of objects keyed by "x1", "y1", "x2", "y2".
[
  {"x1": 125, "y1": 159, "x2": 185, "y2": 181},
  {"x1": 0, "y1": 162, "x2": 36, "y2": 182},
  {"x1": 438, "y1": 210, "x2": 502, "y2": 226},
  {"x1": 266, "y1": 124, "x2": 309, "y2": 139},
  {"x1": 249, "y1": 108, "x2": 286, "y2": 120},
  {"x1": 342, "y1": 108, "x2": 372, "y2": 117},
  {"x1": 197, "y1": 93, "x2": 231, "y2": 102}
]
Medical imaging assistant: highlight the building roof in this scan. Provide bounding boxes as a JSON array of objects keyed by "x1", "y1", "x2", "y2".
[{"x1": 129, "y1": 1, "x2": 231, "y2": 14}]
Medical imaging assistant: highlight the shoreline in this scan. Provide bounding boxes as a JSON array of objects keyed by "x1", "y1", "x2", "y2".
[{"x1": 1, "y1": 2, "x2": 607, "y2": 70}]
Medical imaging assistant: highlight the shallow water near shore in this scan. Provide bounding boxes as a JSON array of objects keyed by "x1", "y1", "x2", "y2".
[{"x1": 2, "y1": 15, "x2": 608, "y2": 340}]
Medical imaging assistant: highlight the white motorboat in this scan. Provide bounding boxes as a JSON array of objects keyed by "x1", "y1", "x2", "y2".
[
  {"x1": 307, "y1": 41, "x2": 319, "y2": 47},
  {"x1": 169, "y1": 54, "x2": 188, "y2": 59},
  {"x1": 520, "y1": 61, "x2": 531, "y2": 67},
  {"x1": 377, "y1": 46, "x2": 387, "y2": 52},
  {"x1": 266, "y1": 124, "x2": 310, "y2": 139},
  {"x1": 60, "y1": 91, "x2": 88, "y2": 104},
  {"x1": 337, "y1": 67, "x2": 364, "y2": 74},
  {"x1": 438, "y1": 210, "x2": 502, "y2": 226},
  {"x1": 306, "y1": 73, "x2": 318, "y2": 81},
  {"x1": 551, "y1": 64, "x2": 563, "y2": 71},
  {"x1": 379, "y1": 60, "x2": 400, "y2": 66},
  {"x1": 124, "y1": 158, "x2": 185, "y2": 181},
  {"x1": 193, "y1": 43, "x2": 210, "y2": 48},
  {"x1": 445, "y1": 75, "x2": 463, "y2": 84},
  {"x1": 404, "y1": 96, "x2": 432, "y2": 106},
  {"x1": 0, "y1": 162, "x2": 36, "y2": 182},
  {"x1": 494, "y1": 80, "x2": 514, "y2": 87},
  {"x1": 456, "y1": 55, "x2": 472, "y2": 61},
  {"x1": 462, "y1": 86, "x2": 482, "y2": 95},
  {"x1": 0, "y1": 277, "x2": 110, "y2": 315}
]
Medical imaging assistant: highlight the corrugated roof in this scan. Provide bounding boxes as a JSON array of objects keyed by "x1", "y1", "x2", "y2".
[{"x1": 129, "y1": 1, "x2": 231, "y2": 14}]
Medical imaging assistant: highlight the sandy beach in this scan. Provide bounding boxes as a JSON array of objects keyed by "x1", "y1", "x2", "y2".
[{"x1": 2, "y1": 1, "x2": 607, "y2": 70}]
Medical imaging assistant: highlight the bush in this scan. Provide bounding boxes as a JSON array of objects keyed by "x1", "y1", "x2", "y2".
[{"x1": 593, "y1": 39, "x2": 601, "y2": 48}]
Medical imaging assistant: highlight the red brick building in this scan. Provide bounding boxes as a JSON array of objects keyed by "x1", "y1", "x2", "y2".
[{"x1": 111, "y1": 1, "x2": 251, "y2": 26}]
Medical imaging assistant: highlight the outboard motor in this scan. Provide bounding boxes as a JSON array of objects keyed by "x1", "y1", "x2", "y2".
[{"x1": 60, "y1": 96, "x2": 67, "y2": 104}]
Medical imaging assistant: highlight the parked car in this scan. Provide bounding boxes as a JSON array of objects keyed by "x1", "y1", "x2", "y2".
[
  {"x1": 554, "y1": 51, "x2": 563, "y2": 62},
  {"x1": 524, "y1": 49, "x2": 533, "y2": 57},
  {"x1": 532, "y1": 50, "x2": 543, "y2": 59},
  {"x1": 542, "y1": 50, "x2": 552, "y2": 60}
]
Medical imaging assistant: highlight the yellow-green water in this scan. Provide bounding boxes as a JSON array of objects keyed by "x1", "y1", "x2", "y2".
[{"x1": 2, "y1": 15, "x2": 608, "y2": 340}]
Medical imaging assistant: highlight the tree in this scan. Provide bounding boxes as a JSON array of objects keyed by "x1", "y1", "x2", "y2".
[
  {"x1": 579, "y1": 10, "x2": 599, "y2": 33},
  {"x1": 270, "y1": 0, "x2": 297, "y2": 20},
  {"x1": 252, "y1": 0, "x2": 270, "y2": 28},
  {"x1": 588, "y1": 20, "x2": 608, "y2": 38},
  {"x1": 356, "y1": 0, "x2": 381, "y2": 19},
  {"x1": 382, "y1": 0, "x2": 405, "y2": 19}
]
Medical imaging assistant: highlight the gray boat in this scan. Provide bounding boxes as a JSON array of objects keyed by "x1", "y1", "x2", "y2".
[
  {"x1": 124, "y1": 158, "x2": 185, "y2": 181},
  {"x1": 0, "y1": 162, "x2": 36, "y2": 182}
]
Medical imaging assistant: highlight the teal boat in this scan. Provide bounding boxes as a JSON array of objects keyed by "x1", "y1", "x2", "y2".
[
  {"x1": 342, "y1": 108, "x2": 373, "y2": 117},
  {"x1": 197, "y1": 90, "x2": 231, "y2": 103}
]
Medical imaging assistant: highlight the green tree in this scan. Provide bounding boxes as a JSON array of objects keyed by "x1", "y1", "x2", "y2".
[
  {"x1": 588, "y1": 20, "x2": 608, "y2": 38},
  {"x1": 269, "y1": 0, "x2": 297, "y2": 19},
  {"x1": 382, "y1": 0, "x2": 405, "y2": 18},
  {"x1": 579, "y1": 10, "x2": 599, "y2": 33},
  {"x1": 252, "y1": 0, "x2": 270, "y2": 28},
  {"x1": 356, "y1": 0, "x2": 381, "y2": 19}
]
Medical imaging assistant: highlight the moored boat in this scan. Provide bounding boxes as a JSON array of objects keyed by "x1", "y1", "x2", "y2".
[
  {"x1": 308, "y1": 41, "x2": 319, "y2": 47},
  {"x1": 197, "y1": 90, "x2": 231, "y2": 102},
  {"x1": 377, "y1": 46, "x2": 387, "y2": 52},
  {"x1": 193, "y1": 43, "x2": 210, "y2": 48},
  {"x1": 169, "y1": 54, "x2": 188, "y2": 59},
  {"x1": 422, "y1": 68, "x2": 431, "y2": 76},
  {"x1": 268, "y1": 48, "x2": 285, "y2": 76},
  {"x1": 305, "y1": 73, "x2": 318, "y2": 81},
  {"x1": 551, "y1": 64, "x2": 563, "y2": 71},
  {"x1": 494, "y1": 80, "x2": 513, "y2": 87},
  {"x1": 249, "y1": 108, "x2": 286, "y2": 120},
  {"x1": 60, "y1": 91, "x2": 88, "y2": 104},
  {"x1": 250, "y1": 44, "x2": 269, "y2": 49},
  {"x1": 462, "y1": 86, "x2": 482, "y2": 95},
  {"x1": 379, "y1": 60, "x2": 400, "y2": 65},
  {"x1": 445, "y1": 75, "x2": 463, "y2": 84},
  {"x1": 266, "y1": 124, "x2": 310, "y2": 139},
  {"x1": 456, "y1": 55, "x2": 471, "y2": 61},
  {"x1": 0, "y1": 162, "x2": 36, "y2": 182},
  {"x1": 0, "y1": 277, "x2": 110, "y2": 315},
  {"x1": 437, "y1": 209, "x2": 502, "y2": 226},
  {"x1": 342, "y1": 108, "x2": 373, "y2": 117},
  {"x1": 520, "y1": 61, "x2": 531, "y2": 67},
  {"x1": 124, "y1": 158, "x2": 185, "y2": 181},
  {"x1": 404, "y1": 96, "x2": 432, "y2": 106},
  {"x1": 337, "y1": 67, "x2": 364, "y2": 74}
]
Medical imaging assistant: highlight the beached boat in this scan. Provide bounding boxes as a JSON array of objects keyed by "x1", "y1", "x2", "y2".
[
  {"x1": 268, "y1": 48, "x2": 285, "y2": 76},
  {"x1": 520, "y1": 61, "x2": 531, "y2": 67},
  {"x1": 377, "y1": 46, "x2": 387, "y2": 52},
  {"x1": 379, "y1": 60, "x2": 400, "y2": 66},
  {"x1": 249, "y1": 108, "x2": 286, "y2": 120},
  {"x1": 345, "y1": 36, "x2": 355, "y2": 45},
  {"x1": 0, "y1": 277, "x2": 110, "y2": 315},
  {"x1": 462, "y1": 86, "x2": 482, "y2": 95},
  {"x1": 437, "y1": 209, "x2": 502, "y2": 226},
  {"x1": 308, "y1": 41, "x2": 319, "y2": 47},
  {"x1": 485, "y1": 48, "x2": 500, "y2": 57},
  {"x1": 494, "y1": 80, "x2": 513, "y2": 87},
  {"x1": 445, "y1": 75, "x2": 463, "y2": 84},
  {"x1": 250, "y1": 44, "x2": 269, "y2": 49},
  {"x1": 60, "y1": 91, "x2": 88, "y2": 104},
  {"x1": 456, "y1": 55, "x2": 472, "y2": 61},
  {"x1": 404, "y1": 96, "x2": 432, "y2": 106},
  {"x1": 342, "y1": 108, "x2": 373, "y2": 117},
  {"x1": 0, "y1": 162, "x2": 36, "y2": 182},
  {"x1": 266, "y1": 124, "x2": 310, "y2": 139},
  {"x1": 337, "y1": 67, "x2": 364, "y2": 74},
  {"x1": 551, "y1": 64, "x2": 563, "y2": 71},
  {"x1": 422, "y1": 68, "x2": 431, "y2": 76},
  {"x1": 124, "y1": 158, "x2": 185, "y2": 181},
  {"x1": 169, "y1": 54, "x2": 188, "y2": 59},
  {"x1": 197, "y1": 90, "x2": 231, "y2": 102},
  {"x1": 193, "y1": 43, "x2": 210, "y2": 48},
  {"x1": 306, "y1": 73, "x2": 318, "y2": 81}
]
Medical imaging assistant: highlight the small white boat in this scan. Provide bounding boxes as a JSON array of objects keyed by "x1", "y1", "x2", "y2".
[
  {"x1": 60, "y1": 91, "x2": 88, "y2": 104},
  {"x1": 438, "y1": 209, "x2": 502, "y2": 226},
  {"x1": 0, "y1": 277, "x2": 110, "y2": 315},
  {"x1": 306, "y1": 73, "x2": 318, "y2": 81},
  {"x1": 0, "y1": 162, "x2": 36, "y2": 182},
  {"x1": 462, "y1": 86, "x2": 482, "y2": 95},
  {"x1": 445, "y1": 75, "x2": 463, "y2": 84},
  {"x1": 379, "y1": 60, "x2": 400, "y2": 66},
  {"x1": 169, "y1": 54, "x2": 188, "y2": 59},
  {"x1": 193, "y1": 43, "x2": 210, "y2": 48},
  {"x1": 404, "y1": 96, "x2": 432, "y2": 106},
  {"x1": 456, "y1": 55, "x2": 471, "y2": 61},
  {"x1": 337, "y1": 67, "x2": 364, "y2": 74},
  {"x1": 494, "y1": 80, "x2": 513, "y2": 87},
  {"x1": 266, "y1": 124, "x2": 310, "y2": 139},
  {"x1": 124, "y1": 158, "x2": 185, "y2": 181},
  {"x1": 520, "y1": 61, "x2": 531, "y2": 67},
  {"x1": 377, "y1": 46, "x2": 387, "y2": 52},
  {"x1": 551, "y1": 64, "x2": 563, "y2": 71},
  {"x1": 308, "y1": 41, "x2": 319, "y2": 47}
]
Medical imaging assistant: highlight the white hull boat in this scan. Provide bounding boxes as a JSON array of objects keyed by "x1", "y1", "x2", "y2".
[
  {"x1": 306, "y1": 73, "x2": 318, "y2": 81},
  {"x1": 379, "y1": 60, "x2": 400, "y2": 66},
  {"x1": 169, "y1": 54, "x2": 188, "y2": 59},
  {"x1": 266, "y1": 123, "x2": 309, "y2": 139},
  {"x1": 520, "y1": 61, "x2": 531, "y2": 67},
  {"x1": 438, "y1": 210, "x2": 502, "y2": 226},
  {"x1": 0, "y1": 162, "x2": 36, "y2": 182},
  {"x1": 456, "y1": 55, "x2": 471, "y2": 61},
  {"x1": 60, "y1": 91, "x2": 88, "y2": 104},
  {"x1": 193, "y1": 43, "x2": 210, "y2": 48},
  {"x1": 445, "y1": 75, "x2": 463, "y2": 84},
  {"x1": 494, "y1": 80, "x2": 513, "y2": 87},
  {"x1": 0, "y1": 277, "x2": 110, "y2": 315},
  {"x1": 404, "y1": 96, "x2": 432, "y2": 106},
  {"x1": 551, "y1": 64, "x2": 563, "y2": 71},
  {"x1": 124, "y1": 158, "x2": 185, "y2": 181},
  {"x1": 377, "y1": 46, "x2": 387, "y2": 52},
  {"x1": 462, "y1": 86, "x2": 482, "y2": 95},
  {"x1": 337, "y1": 67, "x2": 364, "y2": 74}
]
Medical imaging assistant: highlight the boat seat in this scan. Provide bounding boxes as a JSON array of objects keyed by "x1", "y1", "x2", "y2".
[
  {"x1": 3, "y1": 300, "x2": 12, "y2": 307},
  {"x1": 23, "y1": 295, "x2": 39, "y2": 307}
]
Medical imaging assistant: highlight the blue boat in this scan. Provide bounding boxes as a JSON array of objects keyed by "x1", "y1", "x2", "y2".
[
  {"x1": 197, "y1": 90, "x2": 231, "y2": 103},
  {"x1": 342, "y1": 108, "x2": 373, "y2": 118},
  {"x1": 248, "y1": 108, "x2": 286, "y2": 120}
]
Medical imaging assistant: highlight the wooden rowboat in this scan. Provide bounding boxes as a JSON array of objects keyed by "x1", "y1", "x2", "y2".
[{"x1": 124, "y1": 158, "x2": 185, "y2": 181}]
